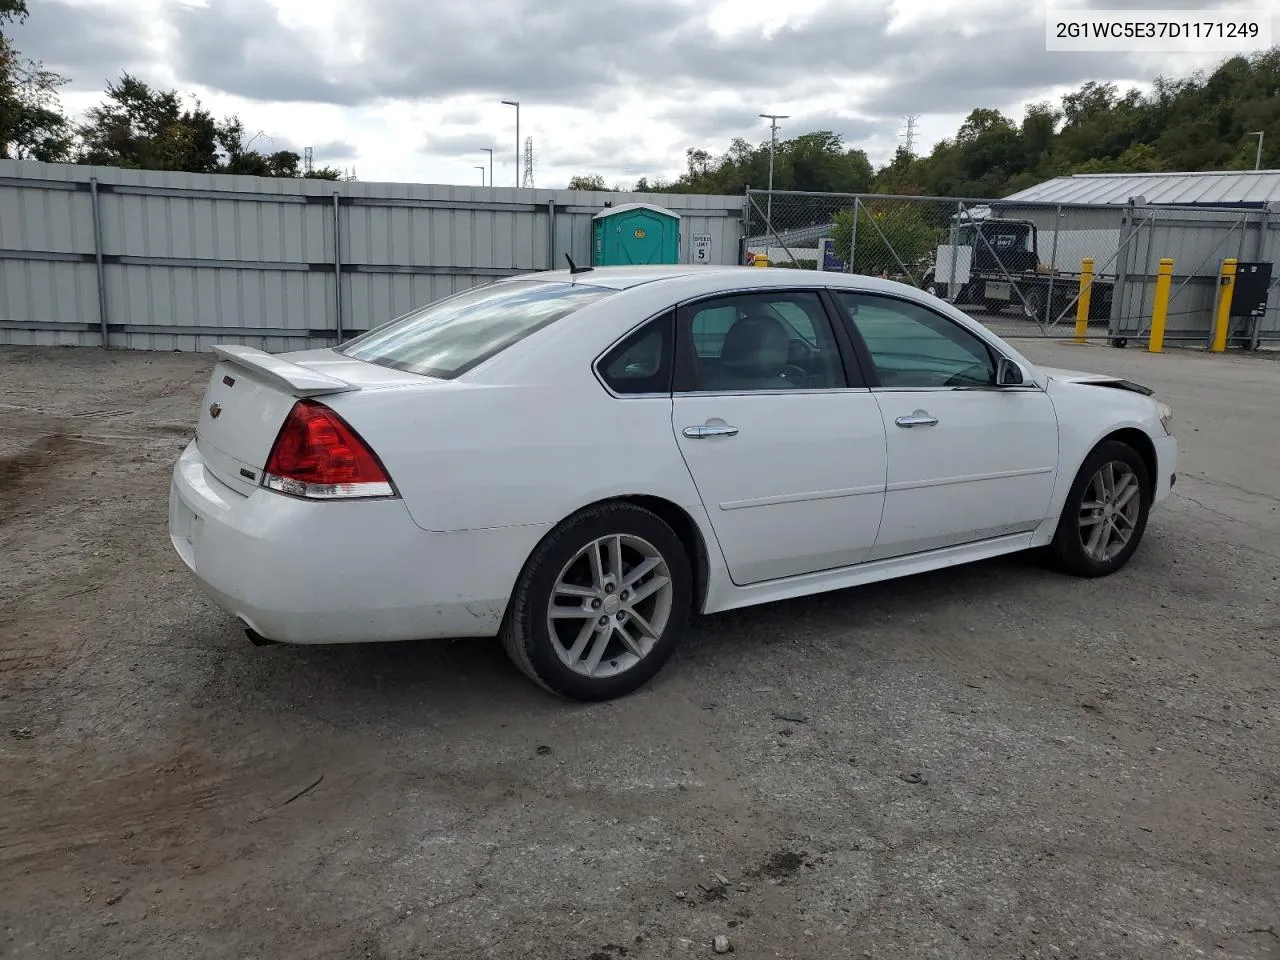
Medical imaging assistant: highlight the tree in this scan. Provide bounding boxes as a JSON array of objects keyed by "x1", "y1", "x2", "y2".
[
  {"x1": 830, "y1": 202, "x2": 943, "y2": 278},
  {"x1": 0, "y1": 0, "x2": 72, "y2": 160},
  {"x1": 77, "y1": 73, "x2": 219, "y2": 172},
  {"x1": 567, "y1": 173, "x2": 608, "y2": 190},
  {"x1": 74, "y1": 74, "x2": 347, "y2": 178}
]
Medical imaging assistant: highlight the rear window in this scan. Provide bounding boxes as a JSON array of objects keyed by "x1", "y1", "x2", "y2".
[{"x1": 338, "y1": 280, "x2": 614, "y2": 379}]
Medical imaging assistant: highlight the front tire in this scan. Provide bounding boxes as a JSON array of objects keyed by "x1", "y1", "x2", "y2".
[
  {"x1": 1048, "y1": 440, "x2": 1152, "y2": 577},
  {"x1": 501, "y1": 502, "x2": 693, "y2": 701}
]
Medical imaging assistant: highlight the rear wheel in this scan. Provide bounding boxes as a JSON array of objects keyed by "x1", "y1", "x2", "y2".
[
  {"x1": 1048, "y1": 440, "x2": 1152, "y2": 577},
  {"x1": 1022, "y1": 285, "x2": 1045, "y2": 321},
  {"x1": 501, "y1": 502, "x2": 693, "y2": 700}
]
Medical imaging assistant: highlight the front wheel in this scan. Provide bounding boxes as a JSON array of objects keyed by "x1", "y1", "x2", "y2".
[
  {"x1": 1048, "y1": 440, "x2": 1152, "y2": 577},
  {"x1": 501, "y1": 502, "x2": 693, "y2": 700}
]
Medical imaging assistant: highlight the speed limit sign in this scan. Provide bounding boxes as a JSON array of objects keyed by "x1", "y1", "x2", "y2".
[{"x1": 692, "y1": 234, "x2": 712, "y2": 263}]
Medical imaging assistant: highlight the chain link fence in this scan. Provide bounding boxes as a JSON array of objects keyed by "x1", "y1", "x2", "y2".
[{"x1": 743, "y1": 189, "x2": 1280, "y2": 348}]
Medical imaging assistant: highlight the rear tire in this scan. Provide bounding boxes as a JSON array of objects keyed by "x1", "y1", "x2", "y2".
[
  {"x1": 501, "y1": 502, "x2": 693, "y2": 701},
  {"x1": 1022, "y1": 286, "x2": 1044, "y2": 321},
  {"x1": 1048, "y1": 440, "x2": 1152, "y2": 577}
]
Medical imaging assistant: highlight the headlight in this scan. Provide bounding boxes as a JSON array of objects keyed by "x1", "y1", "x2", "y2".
[{"x1": 1157, "y1": 401, "x2": 1173, "y2": 435}]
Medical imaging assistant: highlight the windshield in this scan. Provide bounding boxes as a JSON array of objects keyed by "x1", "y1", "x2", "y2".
[{"x1": 338, "y1": 280, "x2": 614, "y2": 379}]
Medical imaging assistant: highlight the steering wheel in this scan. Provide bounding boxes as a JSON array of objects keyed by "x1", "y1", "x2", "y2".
[
  {"x1": 772, "y1": 364, "x2": 810, "y2": 387},
  {"x1": 943, "y1": 362, "x2": 993, "y2": 387}
]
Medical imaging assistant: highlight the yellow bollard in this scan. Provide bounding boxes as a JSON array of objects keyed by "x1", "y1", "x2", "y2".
[
  {"x1": 1074, "y1": 258, "x2": 1094, "y2": 343},
  {"x1": 1210, "y1": 258, "x2": 1237, "y2": 353},
  {"x1": 1148, "y1": 258, "x2": 1174, "y2": 353},
  {"x1": 753, "y1": 254, "x2": 769, "y2": 267}
]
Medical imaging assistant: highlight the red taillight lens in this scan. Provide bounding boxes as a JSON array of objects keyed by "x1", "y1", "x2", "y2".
[{"x1": 262, "y1": 400, "x2": 395, "y2": 499}]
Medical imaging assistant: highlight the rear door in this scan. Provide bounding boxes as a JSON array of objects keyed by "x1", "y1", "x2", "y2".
[
  {"x1": 830, "y1": 290, "x2": 1059, "y2": 561},
  {"x1": 670, "y1": 289, "x2": 888, "y2": 585}
]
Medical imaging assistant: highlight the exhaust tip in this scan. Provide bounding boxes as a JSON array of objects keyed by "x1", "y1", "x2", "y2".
[{"x1": 239, "y1": 618, "x2": 279, "y2": 646}]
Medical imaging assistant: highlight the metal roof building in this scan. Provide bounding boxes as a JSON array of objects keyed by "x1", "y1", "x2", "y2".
[{"x1": 1003, "y1": 170, "x2": 1280, "y2": 208}]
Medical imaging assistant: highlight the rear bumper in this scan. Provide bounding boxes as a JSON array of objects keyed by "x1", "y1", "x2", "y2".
[{"x1": 168, "y1": 441, "x2": 548, "y2": 644}]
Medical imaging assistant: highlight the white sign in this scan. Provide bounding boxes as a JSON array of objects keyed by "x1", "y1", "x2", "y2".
[
  {"x1": 692, "y1": 233, "x2": 713, "y2": 264},
  {"x1": 934, "y1": 245, "x2": 972, "y2": 284}
]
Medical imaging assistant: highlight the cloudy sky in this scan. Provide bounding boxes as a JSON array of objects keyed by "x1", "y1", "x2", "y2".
[{"x1": 11, "y1": 0, "x2": 1275, "y2": 189}]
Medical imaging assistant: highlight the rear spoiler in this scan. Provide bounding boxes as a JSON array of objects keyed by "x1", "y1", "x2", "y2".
[{"x1": 211, "y1": 345, "x2": 359, "y2": 398}]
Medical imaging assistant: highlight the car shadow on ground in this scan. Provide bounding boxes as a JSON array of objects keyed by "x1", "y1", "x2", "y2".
[{"x1": 178, "y1": 549, "x2": 1063, "y2": 729}]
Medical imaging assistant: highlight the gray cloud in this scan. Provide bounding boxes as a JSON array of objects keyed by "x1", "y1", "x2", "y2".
[
  {"x1": 9, "y1": 0, "x2": 154, "y2": 91},
  {"x1": 1078, "y1": 0, "x2": 1236, "y2": 7},
  {"x1": 161, "y1": 0, "x2": 908, "y2": 108},
  {"x1": 421, "y1": 131, "x2": 506, "y2": 156},
  {"x1": 169, "y1": 0, "x2": 369, "y2": 106},
  {"x1": 9, "y1": 0, "x2": 1241, "y2": 178},
  {"x1": 311, "y1": 139, "x2": 359, "y2": 162},
  {"x1": 540, "y1": 136, "x2": 670, "y2": 176},
  {"x1": 779, "y1": 114, "x2": 895, "y2": 149},
  {"x1": 654, "y1": 102, "x2": 764, "y2": 142},
  {"x1": 864, "y1": 1, "x2": 1156, "y2": 116}
]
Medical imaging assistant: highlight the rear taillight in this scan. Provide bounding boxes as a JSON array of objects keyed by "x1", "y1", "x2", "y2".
[{"x1": 262, "y1": 399, "x2": 395, "y2": 500}]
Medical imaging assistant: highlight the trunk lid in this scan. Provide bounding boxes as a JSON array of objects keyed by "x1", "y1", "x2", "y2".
[{"x1": 194, "y1": 346, "x2": 433, "y2": 496}]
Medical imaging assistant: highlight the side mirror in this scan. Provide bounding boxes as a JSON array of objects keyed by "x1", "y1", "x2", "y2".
[{"x1": 996, "y1": 357, "x2": 1027, "y2": 386}]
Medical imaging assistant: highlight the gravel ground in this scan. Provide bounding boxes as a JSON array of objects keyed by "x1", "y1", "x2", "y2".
[{"x1": 1, "y1": 340, "x2": 1277, "y2": 960}]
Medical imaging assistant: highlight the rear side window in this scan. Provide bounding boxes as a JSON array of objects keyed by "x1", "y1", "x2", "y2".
[
  {"x1": 339, "y1": 280, "x2": 614, "y2": 379},
  {"x1": 597, "y1": 311, "x2": 674, "y2": 395}
]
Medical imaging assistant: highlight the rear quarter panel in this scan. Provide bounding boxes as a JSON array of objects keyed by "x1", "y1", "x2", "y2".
[{"x1": 326, "y1": 381, "x2": 701, "y2": 534}]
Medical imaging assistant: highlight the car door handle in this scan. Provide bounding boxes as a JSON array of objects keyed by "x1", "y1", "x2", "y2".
[
  {"x1": 894, "y1": 412, "x2": 939, "y2": 428},
  {"x1": 683, "y1": 424, "x2": 740, "y2": 439}
]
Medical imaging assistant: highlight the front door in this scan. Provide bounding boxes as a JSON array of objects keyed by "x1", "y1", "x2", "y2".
[
  {"x1": 670, "y1": 289, "x2": 888, "y2": 585},
  {"x1": 830, "y1": 290, "x2": 1059, "y2": 561}
]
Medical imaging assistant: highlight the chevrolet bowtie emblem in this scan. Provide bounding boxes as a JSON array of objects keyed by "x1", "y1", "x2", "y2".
[{"x1": 209, "y1": 402, "x2": 222, "y2": 418}]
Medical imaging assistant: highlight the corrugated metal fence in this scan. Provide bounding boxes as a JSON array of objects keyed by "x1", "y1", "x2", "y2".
[
  {"x1": 0, "y1": 160, "x2": 746, "y2": 352},
  {"x1": 1108, "y1": 201, "x2": 1280, "y2": 347}
]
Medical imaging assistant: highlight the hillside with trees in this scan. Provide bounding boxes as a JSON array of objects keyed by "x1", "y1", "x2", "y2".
[{"x1": 570, "y1": 48, "x2": 1280, "y2": 199}]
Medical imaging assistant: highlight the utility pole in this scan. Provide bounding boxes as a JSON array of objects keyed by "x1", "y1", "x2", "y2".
[
  {"x1": 483, "y1": 148, "x2": 493, "y2": 187},
  {"x1": 1248, "y1": 130, "x2": 1264, "y2": 170},
  {"x1": 759, "y1": 112, "x2": 788, "y2": 229},
  {"x1": 475, "y1": 165, "x2": 485, "y2": 186},
  {"x1": 502, "y1": 100, "x2": 520, "y2": 187}
]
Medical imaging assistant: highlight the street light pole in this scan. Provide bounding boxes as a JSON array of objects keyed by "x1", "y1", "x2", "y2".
[
  {"x1": 483, "y1": 148, "x2": 493, "y2": 186},
  {"x1": 1248, "y1": 130, "x2": 1264, "y2": 170},
  {"x1": 476, "y1": 165, "x2": 486, "y2": 186},
  {"x1": 759, "y1": 112, "x2": 788, "y2": 229},
  {"x1": 502, "y1": 100, "x2": 520, "y2": 187}
]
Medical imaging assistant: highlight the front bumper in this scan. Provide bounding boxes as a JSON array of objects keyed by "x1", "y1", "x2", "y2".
[
  {"x1": 168, "y1": 440, "x2": 547, "y2": 644},
  {"x1": 1152, "y1": 434, "x2": 1178, "y2": 506}
]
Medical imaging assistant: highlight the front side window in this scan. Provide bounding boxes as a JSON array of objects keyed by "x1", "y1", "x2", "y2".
[
  {"x1": 678, "y1": 291, "x2": 848, "y2": 392},
  {"x1": 834, "y1": 291, "x2": 996, "y2": 389},
  {"x1": 339, "y1": 280, "x2": 614, "y2": 379}
]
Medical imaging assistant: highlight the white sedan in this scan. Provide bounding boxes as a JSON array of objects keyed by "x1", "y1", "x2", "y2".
[{"x1": 169, "y1": 265, "x2": 1177, "y2": 700}]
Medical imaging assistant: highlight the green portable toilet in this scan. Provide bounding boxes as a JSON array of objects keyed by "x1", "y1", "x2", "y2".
[{"x1": 591, "y1": 202, "x2": 681, "y2": 266}]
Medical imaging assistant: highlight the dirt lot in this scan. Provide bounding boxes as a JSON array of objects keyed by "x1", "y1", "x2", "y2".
[{"x1": 1, "y1": 339, "x2": 1277, "y2": 960}]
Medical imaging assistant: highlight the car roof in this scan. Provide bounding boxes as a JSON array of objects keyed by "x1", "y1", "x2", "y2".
[
  {"x1": 504, "y1": 264, "x2": 744, "y2": 290},
  {"x1": 504, "y1": 264, "x2": 932, "y2": 296}
]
